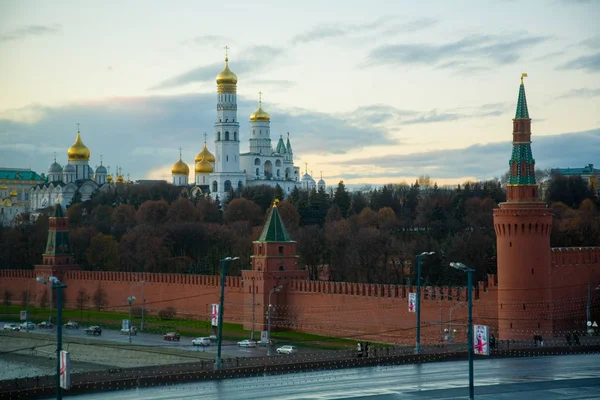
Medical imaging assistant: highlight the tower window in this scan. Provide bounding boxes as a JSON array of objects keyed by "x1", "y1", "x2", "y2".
[
  {"x1": 226, "y1": 119, "x2": 228, "y2": 122},
  {"x1": 226, "y1": 155, "x2": 229, "y2": 162},
  {"x1": 278, "y1": 246, "x2": 283, "y2": 255},
  {"x1": 234, "y1": 132, "x2": 238, "y2": 141},
  {"x1": 225, "y1": 131, "x2": 230, "y2": 140}
]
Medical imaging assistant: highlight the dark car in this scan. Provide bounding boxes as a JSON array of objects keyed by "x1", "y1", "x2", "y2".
[
  {"x1": 37, "y1": 321, "x2": 54, "y2": 329},
  {"x1": 84, "y1": 326, "x2": 102, "y2": 336},
  {"x1": 163, "y1": 332, "x2": 180, "y2": 341}
]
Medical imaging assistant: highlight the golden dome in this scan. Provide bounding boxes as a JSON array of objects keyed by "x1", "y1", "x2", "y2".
[
  {"x1": 172, "y1": 158, "x2": 190, "y2": 175},
  {"x1": 216, "y1": 58, "x2": 238, "y2": 86},
  {"x1": 195, "y1": 159, "x2": 213, "y2": 173},
  {"x1": 68, "y1": 131, "x2": 91, "y2": 161},
  {"x1": 0, "y1": 184, "x2": 7, "y2": 190},
  {"x1": 195, "y1": 141, "x2": 215, "y2": 163},
  {"x1": 116, "y1": 175, "x2": 125, "y2": 183},
  {"x1": 107, "y1": 174, "x2": 114, "y2": 183},
  {"x1": 250, "y1": 92, "x2": 270, "y2": 122},
  {"x1": 9, "y1": 189, "x2": 18, "y2": 197}
]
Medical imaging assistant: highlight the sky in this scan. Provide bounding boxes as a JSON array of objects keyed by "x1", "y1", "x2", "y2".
[{"x1": 0, "y1": 0, "x2": 599, "y2": 187}]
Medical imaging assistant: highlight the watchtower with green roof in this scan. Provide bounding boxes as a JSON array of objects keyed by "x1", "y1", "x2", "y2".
[{"x1": 241, "y1": 199, "x2": 307, "y2": 332}]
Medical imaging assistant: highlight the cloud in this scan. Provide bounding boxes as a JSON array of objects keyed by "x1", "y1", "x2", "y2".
[
  {"x1": 186, "y1": 35, "x2": 235, "y2": 46},
  {"x1": 559, "y1": 52, "x2": 600, "y2": 72},
  {"x1": 152, "y1": 45, "x2": 284, "y2": 90},
  {"x1": 532, "y1": 51, "x2": 565, "y2": 62},
  {"x1": 328, "y1": 129, "x2": 600, "y2": 181},
  {"x1": 0, "y1": 93, "x2": 395, "y2": 178},
  {"x1": 0, "y1": 24, "x2": 61, "y2": 42},
  {"x1": 249, "y1": 80, "x2": 297, "y2": 91},
  {"x1": 364, "y1": 34, "x2": 549, "y2": 70},
  {"x1": 291, "y1": 16, "x2": 435, "y2": 45},
  {"x1": 580, "y1": 36, "x2": 600, "y2": 49},
  {"x1": 556, "y1": 88, "x2": 600, "y2": 99}
]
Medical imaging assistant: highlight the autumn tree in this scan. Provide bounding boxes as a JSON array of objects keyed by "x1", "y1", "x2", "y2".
[
  {"x1": 223, "y1": 198, "x2": 263, "y2": 226},
  {"x1": 297, "y1": 225, "x2": 324, "y2": 280},
  {"x1": 92, "y1": 286, "x2": 108, "y2": 312},
  {"x1": 136, "y1": 200, "x2": 169, "y2": 225},
  {"x1": 167, "y1": 198, "x2": 198, "y2": 222},
  {"x1": 86, "y1": 233, "x2": 120, "y2": 271},
  {"x1": 76, "y1": 289, "x2": 89, "y2": 317}
]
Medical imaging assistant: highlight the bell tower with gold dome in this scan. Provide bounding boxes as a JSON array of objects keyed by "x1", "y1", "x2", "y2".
[
  {"x1": 67, "y1": 124, "x2": 91, "y2": 181},
  {"x1": 249, "y1": 91, "x2": 273, "y2": 155},
  {"x1": 210, "y1": 46, "x2": 246, "y2": 200}
]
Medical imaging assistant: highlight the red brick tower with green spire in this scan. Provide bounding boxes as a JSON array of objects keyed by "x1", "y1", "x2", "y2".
[
  {"x1": 242, "y1": 199, "x2": 307, "y2": 333},
  {"x1": 493, "y1": 74, "x2": 553, "y2": 340},
  {"x1": 35, "y1": 203, "x2": 80, "y2": 281}
]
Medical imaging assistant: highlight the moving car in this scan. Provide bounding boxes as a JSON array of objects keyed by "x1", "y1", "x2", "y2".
[
  {"x1": 121, "y1": 327, "x2": 138, "y2": 335},
  {"x1": 237, "y1": 339, "x2": 257, "y2": 348},
  {"x1": 20, "y1": 322, "x2": 35, "y2": 330},
  {"x1": 84, "y1": 326, "x2": 102, "y2": 336},
  {"x1": 276, "y1": 345, "x2": 298, "y2": 355},
  {"x1": 64, "y1": 321, "x2": 79, "y2": 329},
  {"x1": 163, "y1": 332, "x2": 181, "y2": 341},
  {"x1": 191, "y1": 337, "x2": 211, "y2": 346},
  {"x1": 3, "y1": 323, "x2": 20, "y2": 331},
  {"x1": 37, "y1": 321, "x2": 53, "y2": 329}
]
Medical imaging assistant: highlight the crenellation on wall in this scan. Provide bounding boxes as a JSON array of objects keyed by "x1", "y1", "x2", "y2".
[{"x1": 551, "y1": 247, "x2": 600, "y2": 267}]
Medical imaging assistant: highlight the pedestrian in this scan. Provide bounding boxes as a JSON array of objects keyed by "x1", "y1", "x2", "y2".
[
  {"x1": 357, "y1": 342, "x2": 363, "y2": 358},
  {"x1": 565, "y1": 331, "x2": 572, "y2": 346},
  {"x1": 490, "y1": 334, "x2": 496, "y2": 351},
  {"x1": 365, "y1": 342, "x2": 370, "y2": 358},
  {"x1": 533, "y1": 334, "x2": 538, "y2": 347},
  {"x1": 539, "y1": 334, "x2": 544, "y2": 347},
  {"x1": 573, "y1": 331, "x2": 580, "y2": 346}
]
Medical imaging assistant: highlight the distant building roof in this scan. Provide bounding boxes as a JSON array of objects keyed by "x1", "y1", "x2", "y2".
[
  {"x1": 551, "y1": 164, "x2": 599, "y2": 176},
  {"x1": 0, "y1": 168, "x2": 44, "y2": 181}
]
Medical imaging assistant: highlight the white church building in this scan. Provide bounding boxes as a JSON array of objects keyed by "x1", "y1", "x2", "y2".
[{"x1": 171, "y1": 50, "x2": 325, "y2": 200}]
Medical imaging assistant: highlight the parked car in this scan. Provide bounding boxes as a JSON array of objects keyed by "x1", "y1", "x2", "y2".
[
  {"x1": 20, "y1": 322, "x2": 35, "y2": 330},
  {"x1": 163, "y1": 332, "x2": 180, "y2": 341},
  {"x1": 121, "y1": 327, "x2": 137, "y2": 335},
  {"x1": 191, "y1": 337, "x2": 211, "y2": 346},
  {"x1": 237, "y1": 339, "x2": 257, "y2": 348},
  {"x1": 258, "y1": 339, "x2": 276, "y2": 346},
  {"x1": 276, "y1": 345, "x2": 298, "y2": 355},
  {"x1": 84, "y1": 326, "x2": 102, "y2": 336},
  {"x1": 3, "y1": 323, "x2": 20, "y2": 331},
  {"x1": 37, "y1": 321, "x2": 53, "y2": 329},
  {"x1": 64, "y1": 321, "x2": 79, "y2": 329}
]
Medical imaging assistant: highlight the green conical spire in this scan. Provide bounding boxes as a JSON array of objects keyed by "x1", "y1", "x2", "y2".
[
  {"x1": 515, "y1": 73, "x2": 529, "y2": 119},
  {"x1": 258, "y1": 200, "x2": 291, "y2": 242},
  {"x1": 275, "y1": 135, "x2": 287, "y2": 154}
]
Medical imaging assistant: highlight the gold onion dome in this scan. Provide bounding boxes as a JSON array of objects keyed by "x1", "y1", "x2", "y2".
[
  {"x1": 68, "y1": 130, "x2": 91, "y2": 161},
  {"x1": 216, "y1": 57, "x2": 238, "y2": 86},
  {"x1": 0, "y1": 184, "x2": 7, "y2": 190},
  {"x1": 107, "y1": 174, "x2": 114, "y2": 183},
  {"x1": 250, "y1": 92, "x2": 270, "y2": 122},
  {"x1": 195, "y1": 141, "x2": 215, "y2": 163},
  {"x1": 116, "y1": 174, "x2": 125, "y2": 183},
  {"x1": 172, "y1": 158, "x2": 190, "y2": 175},
  {"x1": 9, "y1": 189, "x2": 18, "y2": 197},
  {"x1": 195, "y1": 159, "x2": 214, "y2": 173}
]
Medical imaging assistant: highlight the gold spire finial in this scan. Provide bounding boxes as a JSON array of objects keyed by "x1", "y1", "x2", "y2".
[
  {"x1": 224, "y1": 45, "x2": 229, "y2": 62},
  {"x1": 320, "y1": 171, "x2": 323, "y2": 179},
  {"x1": 76, "y1": 122, "x2": 80, "y2": 133},
  {"x1": 258, "y1": 91, "x2": 263, "y2": 105},
  {"x1": 521, "y1": 73, "x2": 528, "y2": 84},
  {"x1": 272, "y1": 198, "x2": 280, "y2": 208},
  {"x1": 53, "y1": 152, "x2": 56, "y2": 162},
  {"x1": 203, "y1": 132, "x2": 208, "y2": 144},
  {"x1": 179, "y1": 146, "x2": 183, "y2": 160},
  {"x1": 100, "y1": 155, "x2": 103, "y2": 165},
  {"x1": 305, "y1": 163, "x2": 308, "y2": 174}
]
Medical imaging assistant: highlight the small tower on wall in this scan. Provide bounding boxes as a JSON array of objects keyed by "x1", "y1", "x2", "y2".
[
  {"x1": 493, "y1": 74, "x2": 553, "y2": 341},
  {"x1": 241, "y1": 200, "x2": 308, "y2": 332},
  {"x1": 35, "y1": 203, "x2": 81, "y2": 283}
]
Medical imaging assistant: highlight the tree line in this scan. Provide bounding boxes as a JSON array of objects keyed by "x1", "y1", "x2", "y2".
[{"x1": 0, "y1": 174, "x2": 598, "y2": 287}]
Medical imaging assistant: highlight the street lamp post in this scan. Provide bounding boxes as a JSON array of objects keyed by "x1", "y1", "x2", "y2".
[
  {"x1": 38, "y1": 276, "x2": 67, "y2": 400},
  {"x1": 140, "y1": 281, "x2": 145, "y2": 332},
  {"x1": 127, "y1": 296, "x2": 136, "y2": 344},
  {"x1": 450, "y1": 262, "x2": 475, "y2": 400},
  {"x1": 25, "y1": 277, "x2": 46, "y2": 332},
  {"x1": 215, "y1": 256, "x2": 239, "y2": 371},
  {"x1": 416, "y1": 251, "x2": 435, "y2": 354},
  {"x1": 267, "y1": 285, "x2": 283, "y2": 356}
]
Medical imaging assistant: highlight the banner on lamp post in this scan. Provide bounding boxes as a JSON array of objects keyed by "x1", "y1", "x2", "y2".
[
  {"x1": 211, "y1": 304, "x2": 219, "y2": 327},
  {"x1": 408, "y1": 292, "x2": 417, "y2": 313},
  {"x1": 60, "y1": 350, "x2": 71, "y2": 390},
  {"x1": 473, "y1": 324, "x2": 490, "y2": 356}
]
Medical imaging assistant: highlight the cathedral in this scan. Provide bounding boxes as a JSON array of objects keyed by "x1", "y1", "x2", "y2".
[
  {"x1": 171, "y1": 50, "x2": 325, "y2": 200},
  {"x1": 29, "y1": 128, "x2": 126, "y2": 211}
]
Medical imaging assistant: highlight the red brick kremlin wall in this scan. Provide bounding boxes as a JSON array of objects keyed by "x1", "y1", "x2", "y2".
[{"x1": 0, "y1": 252, "x2": 598, "y2": 343}]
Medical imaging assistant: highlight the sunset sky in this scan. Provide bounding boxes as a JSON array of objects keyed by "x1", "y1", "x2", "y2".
[{"x1": 1, "y1": 0, "x2": 599, "y2": 187}]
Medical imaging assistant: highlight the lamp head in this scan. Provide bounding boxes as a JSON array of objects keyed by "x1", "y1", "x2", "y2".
[
  {"x1": 36, "y1": 277, "x2": 47, "y2": 284},
  {"x1": 419, "y1": 251, "x2": 435, "y2": 257},
  {"x1": 49, "y1": 276, "x2": 61, "y2": 285}
]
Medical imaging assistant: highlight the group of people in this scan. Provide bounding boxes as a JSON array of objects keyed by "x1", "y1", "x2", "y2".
[
  {"x1": 565, "y1": 331, "x2": 581, "y2": 346},
  {"x1": 533, "y1": 334, "x2": 544, "y2": 347},
  {"x1": 356, "y1": 341, "x2": 371, "y2": 358}
]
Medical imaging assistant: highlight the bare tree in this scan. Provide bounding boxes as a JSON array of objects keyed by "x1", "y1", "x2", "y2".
[
  {"x1": 92, "y1": 286, "x2": 108, "y2": 313},
  {"x1": 76, "y1": 289, "x2": 89, "y2": 318}
]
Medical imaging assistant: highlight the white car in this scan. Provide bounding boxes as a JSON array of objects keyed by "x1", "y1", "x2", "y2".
[
  {"x1": 237, "y1": 339, "x2": 257, "y2": 348},
  {"x1": 3, "y1": 323, "x2": 20, "y2": 331},
  {"x1": 276, "y1": 345, "x2": 298, "y2": 354},
  {"x1": 192, "y1": 337, "x2": 211, "y2": 346},
  {"x1": 20, "y1": 322, "x2": 35, "y2": 330}
]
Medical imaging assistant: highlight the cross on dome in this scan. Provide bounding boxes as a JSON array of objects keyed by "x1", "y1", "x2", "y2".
[
  {"x1": 224, "y1": 45, "x2": 229, "y2": 61},
  {"x1": 179, "y1": 146, "x2": 183, "y2": 159},
  {"x1": 258, "y1": 91, "x2": 263, "y2": 104},
  {"x1": 203, "y1": 132, "x2": 208, "y2": 143}
]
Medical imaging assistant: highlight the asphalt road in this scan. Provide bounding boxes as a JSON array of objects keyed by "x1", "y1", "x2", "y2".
[
  {"x1": 1, "y1": 321, "x2": 283, "y2": 358},
  {"x1": 63, "y1": 354, "x2": 600, "y2": 400}
]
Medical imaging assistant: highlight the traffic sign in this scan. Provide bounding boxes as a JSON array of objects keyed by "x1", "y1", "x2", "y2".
[
  {"x1": 593, "y1": 321, "x2": 598, "y2": 328},
  {"x1": 587, "y1": 321, "x2": 592, "y2": 327}
]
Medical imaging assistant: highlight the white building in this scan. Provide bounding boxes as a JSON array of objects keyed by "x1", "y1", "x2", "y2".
[
  {"x1": 30, "y1": 129, "x2": 118, "y2": 210},
  {"x1": 170, "y1": 50, "x2": 323, "y2": 200}
]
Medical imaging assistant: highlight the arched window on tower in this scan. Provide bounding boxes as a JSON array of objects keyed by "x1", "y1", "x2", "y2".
[
  {"x1": 254, "y1": 158, "x2": 260, "y2": 166},
  {"x1": 224, "y1": 180, "x2": 232, "y2": 192},
  {"x1": 217, "y1": 132, "x2": 221, "y2": 141},
  {"x1": 234, "y1": 132, "x2": 238, "y2": 141},
  {"x1": 212, "y1": 181, "x2": 218, "y2": 192},
  {"x1": 225, "y1": 131, "x2": 230, "y2": 140}
]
